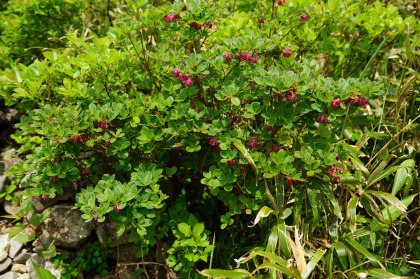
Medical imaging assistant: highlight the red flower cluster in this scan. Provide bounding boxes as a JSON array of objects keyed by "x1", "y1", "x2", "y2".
[
  {"x1": 173, "y1": 69, "x2": 193, "y2": 87},
  {"x1": 81, "y1": 169, "x2": 91, "y2": 176},
  {"x1": 163, "y1": 14, "x2": 178, "y2": 23},
  {"x1": 258, "y1": 18, "x2": 265, "y2": 24},
  {"x1": 273, "y1": 91, "x2": 282, "y2": 99},
  {"x1": 209, "y1": 138, "x2": 219, "y2": 147},
  {"x1": 92, "y1": 210, "x2": 99, "y2": 221},
  {"x1": 301, "y1": 14, "x2": 308, "y2": 21},
  {"x1": 277, "y1": 0, "x2": 285, "y2": 6},
  {"x1": 204, "y1": 116, "x2": 213, "y2": 124},
  {"x1": 248, "y1": 138, "x2": 259, "y2": 149},
  {"x1": 330, "y1": 98, "x2": 341, "y2": 109},
  {"x1": 330, "y1": 166, "x2": 341, "y2": 176},
  {"x1": 264, "y1": 125, "x2": 273, "y2": 131},
  {"x1": 235, "y1": 52, "x2": 259, "y2": 64},
  {"x1": 286, "y1": 178, "x2": 297, "y2": 186},
  {"x1": 50, "y1": 176, "x2": 59, "y2": 183},
  {"x1": 283, "y1": 49, "x2": 292, "y2": 58},
  {"x1": 189, "y1": 22, "x2": 212, "y2": 29},
  {"x1": 330, "y1": 166, "x2": 341, "y2": 182},
  {"x1": 42, "y1": 195, "x2": 50, "y2": 201},
  {"x1": 356, "y1": 97, "x2": 369, "y2": 107},
  {"x1": 251, "y1": 56, "x2": 260, "y2": 64},
  {"x1": 317, "y1": 115, "x2": 328, "y2": 124},
  {"x1": 226, "y1": 160, "x2": 234, "y2": 167},
  {"x1": 285, "y1": 91, "x2": 297, "y2": 101},
  {"x1": 51, "y1": 157, "x2": 63, "y2": 163},
  {"x1": 223, "y1": 52, "x2": 231, "y2": 64},
  {"x1": 69, "y1": 135, "x2": 83, "y2": 143},
  {"x1": 343, "y1": 95, "x2": 369, "y2": 107},
  {"x1": 97, "y1": 119, "x2": 109, "y2": 131}
]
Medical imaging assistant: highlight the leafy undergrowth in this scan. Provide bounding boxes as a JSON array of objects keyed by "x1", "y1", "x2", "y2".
[{"x1": 0, "y1": 0, "x2": 419, "y2": 278}]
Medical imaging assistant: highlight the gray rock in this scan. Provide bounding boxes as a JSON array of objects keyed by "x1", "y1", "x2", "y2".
[
  {"x1": 26, "y1": 253, "x2": 45, "y2": 279},
  {"x1": 0, "y1": 175, "x2": 6, "y2": 194},
  {"x1": 0, "y1": 272, "x2": 18, "y2": 279},
  {"x1": 45, "y1": 261, "x2": 61, "y2": 279},
  {"x1": 41, "y1": 205, "x2": 91, "y2": 248},
  {"x1": 8, "y1": 237, "x2": 23, "y2": 259},
  {"x1": 1, "y1": 149, "x2": 22, "y2": 173},
  {"x1": 32, "y1": 245, "x2": 45, "y2": 253},
  {"x1": 0, "y1": 257, "x2": 12, "y2": 273},
  {"x1": 0, "y1": 233, "x2": 10, "y2": 261},
  {"x1": 4, "y1": 109, "x2": 21, "y2": 124},
  {"x1": 93, "y1": 218, "x2": 130, "y2": 248},
  {"x1": 17, "y1": 274, "x2": 29, "y2": 279},
  {"x1": 13, "y1": 249, "x2": 31, "y2": 264},
  {"x1": 4, "y1": 200, "x2": 20, "y2": 216},
  {"x1": 31, "y1": 185, "x2": 77, "y2": 212}
]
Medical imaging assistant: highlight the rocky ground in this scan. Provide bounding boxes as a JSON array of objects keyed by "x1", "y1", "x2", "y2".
[{"x1": 0, "y1": 106, "x2": 146, "y2": 278}]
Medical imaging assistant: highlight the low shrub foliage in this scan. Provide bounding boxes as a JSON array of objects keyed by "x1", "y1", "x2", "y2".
[{"x1": 2, "y1": 0, "x2": 419, "y2": 278}]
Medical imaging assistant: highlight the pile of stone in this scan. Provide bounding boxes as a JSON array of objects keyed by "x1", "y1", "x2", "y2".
[{"x1": 0, "y1": 149, "x2": 141, "y2": 278}]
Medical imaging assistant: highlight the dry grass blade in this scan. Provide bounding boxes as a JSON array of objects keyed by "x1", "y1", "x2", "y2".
[
  {"x1": 232, "y1": 138, "x2": 256, "y2": 170},
  {"x1": 394, "y1": 75, "x2": 416, "y2": 123}
]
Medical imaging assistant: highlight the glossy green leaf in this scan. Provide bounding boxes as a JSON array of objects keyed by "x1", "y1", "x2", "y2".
[
  {"x1": 313, "y1": 179, "x2": 343, "y2": 220},
  {"x1": 178, "y1": 223, "x2": 192, "y2": 237},
  {"x1": 307, "y1": 187, "x2": 318, "y2": 224},
  {"x1": 31, "y1": 260, "x2": 57, "y2": 279},
  {"x1": 199, "y1": 269, "x2": 251, "y2": 278},
  {"x1": 367, "y1": 166, "x2": 406, "y2": 187},
  {"x1": 345, "y1": 237, "x2": 384, "y2": 268},
  {"x1": 367, "y1": 190, "x2": 407, "y2": 215},
  {"x1": 301, "y1": 250, "x2": 325, "y2": 279},
  {"x1": 334, "y1": 242, "x2": 349, "y2": 270},
  {"x1": 8, "y1": 223, "x2": 28, "y2": 239},
  {"x1": 366, "y1": 155, "x2": 393, "y2": 186},
  {"x1": 368, "y1": 268, "x2": 410, "y2": 278},
  {"x1": 347, "y1": 197, "x2": 358, "y2": 232},
  {"x1": 253, "y1": 263, "x2": 295, "y2": 278},
  {"x1": 392, "y1": 159, "x2": 415, "y2": 195},
  {"x1": 370, "y1": 194, "x2": 417, "y2": 231},
  {"x1": 277, "y1": 221, "x2": 291, "y2": 258},
  {"x1": 15, "y1": 232, "x2": 36, "y2": 244}
]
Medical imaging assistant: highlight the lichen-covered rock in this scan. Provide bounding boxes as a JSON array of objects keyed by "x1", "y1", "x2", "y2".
[
  {"x1": 41, "y1": 205, "x2": 91, "y2": 248},
  {"x1": 93, "y1": 217, "x2": 130, "y2": 248},
  {"x1": 107, "y1": 243, "x2": 139, "y2": 263},
  {"x1": 3, "y1": 200, "x2": 20, "y2": 216},
  {"x1": 31, "y1": 184, "x2": 77, "y2": 212},
  {"x1": 1, "y1": 149, "x2": 22, "y2": 174}
]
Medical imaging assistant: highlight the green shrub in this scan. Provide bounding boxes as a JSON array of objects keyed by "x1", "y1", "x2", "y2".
[{"x1": 3, "y1": 0, "x2": 418, "y2": 278}]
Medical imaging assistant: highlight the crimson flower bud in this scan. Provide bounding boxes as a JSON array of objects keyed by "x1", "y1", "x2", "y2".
[{"x1": 283, "y1": 49, "x2": 292, "y2": 58}]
